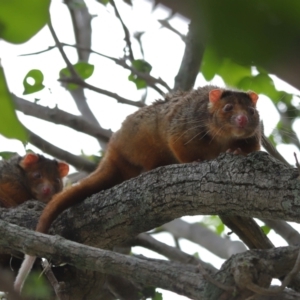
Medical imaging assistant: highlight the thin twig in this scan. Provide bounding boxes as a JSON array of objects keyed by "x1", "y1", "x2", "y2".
[
  {"x1": 19, "y1": 43, "x2": 171, "y2": 93},
  {"x1": 134, "y1": 31, "x2": 145, "y2": 58},
  {"x1": 110, "y1": 0, "x2": 134, "y2": 61},
  {"x1": 41, "y1": 259, "x2": 68, "y2": 300},
  {"x1": 158, "y1": 19, "x2": 186, "y2": 41},
  {"x1": 19, "y1": 45, "x2": 56, "y2": 56},
  {"x1": 58, "y1": 77, "x2": 145, "y2": 107},
  {"x1": 48, "y1": 21, "x2": 79, "y2": 79}
]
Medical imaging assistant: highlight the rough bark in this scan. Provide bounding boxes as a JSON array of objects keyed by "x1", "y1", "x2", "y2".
[
  {"x1": 1, "y1": 222, "x2": 300, "y2": 299},
  {"x1": 1, "y1": 152, "x2": 300, "y2": 298}
]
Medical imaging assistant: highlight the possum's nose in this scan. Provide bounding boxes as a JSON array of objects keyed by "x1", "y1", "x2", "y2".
[
  {"x1": 42, "y1": 186, "x2": 51, "y2": 195},
  {"x1": 235, "y1": 114, "x2": 248, "y2": 128}
]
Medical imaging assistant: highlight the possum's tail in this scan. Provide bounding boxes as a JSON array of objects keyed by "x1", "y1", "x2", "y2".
[
  {"x1": 14, "y1": 148, "x2": 136, "y2": 292},
  {"x1": 14, "y1": 255, "x2": 36, "y2": 292}
]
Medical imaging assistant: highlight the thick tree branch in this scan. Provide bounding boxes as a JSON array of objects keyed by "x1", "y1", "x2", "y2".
[
  {"x1": 13, "y1": 95, "x2": 112, "y2": 142},
  {"x1": 1, "y1": 152, "x2": 300, "y2": 298},
  {"x1": 161, "y1": 219, "x2": 247, "y2": 259},
  {"x1": 1, "y1": 221, "x2": 300, "y2": 299},
  {"x1": 132, "y1": 233, "x2": 217, "y2": 273},
  {"x1": 173, "y1": 20, "x2": 204, "y2": 91},
  {"x1": 262, "y1": 219, "x2": 300, "y2": 246},
  {"x1": 64, "y1": 0, "x2": 92, "y2": 62},
  {"x1": 1, "y1": 152, "x2": 299, "y2": 250}
]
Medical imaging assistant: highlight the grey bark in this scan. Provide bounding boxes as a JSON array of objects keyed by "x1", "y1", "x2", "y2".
[{"x1": 1, "y1": 152, "x2": 300, "y2": 298}]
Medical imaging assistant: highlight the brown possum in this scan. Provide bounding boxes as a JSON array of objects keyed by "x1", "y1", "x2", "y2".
[
  {"x1": 15, "y1": 86, "x2": 261, "y2": 292},
  {"x1": 0, "y1": 153, "x2": 69, "y2": 208}
]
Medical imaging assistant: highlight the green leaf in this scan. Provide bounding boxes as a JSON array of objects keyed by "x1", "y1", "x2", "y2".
[
  {"x1": 97, "y1": 0, "x2": 110, "y2": 5},
  {"x1": 128, "y1": 60, "x2": 152, "y2": 90},
  {"x1": 0, "y1": 151, "x2": 18, "y2": 160},
  {"x1": 238, "y1": 73, "x2": 287, "y2": 102},
  {"x1": 261, "y1": 225, "x2": 271, "y2": 235},
  {"x1": 59, "y1": 62, "x2": 94, "y2": 90},
  {"x1": 153, "y1": 291, "x2": 163, "y2": 300},
  {"x1": 23, "y1": 69, "x2": 45, "y2": 95},
  {"x1": 200, "y1": 216, "x2": 225, "y2": 235},
  {"x1": 218, "y1": 58, "x2": 251, "y2": 87},
  {"x1": 74, "y1": 62, "x2": 94, "y2": 79},
  {"x1": 201, "y1": 45, "x2": 222, "y2": 81},
  {"x1": 132, "y1": 59, "x2": 152, "y2": 73},
  {"x1": 0, "y1": 0, "x2": 50, "y2": 44},
  {"x1": 0, "y1": 64, "x2": 27, "y2": 141}
]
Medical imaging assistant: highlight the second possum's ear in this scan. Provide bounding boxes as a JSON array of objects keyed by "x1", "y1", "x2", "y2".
[
  {"x1": 248, "y1": 91, "x2": 259, "y2": 105},
  {"x1": 19, "y1": 153, "x2": 39, "y2": 169},
  {"x1": 58, "y1": 162, "x2": 69, "y2": 178},
  {"x1": 209, "y1": 89, "x2": 223, "y2": 103}
]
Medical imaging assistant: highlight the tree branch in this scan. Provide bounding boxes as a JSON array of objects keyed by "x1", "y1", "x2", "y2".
[
  {"x1": 262, "y1": 219, "x2": 300, "y2": 246},
  {"x1": 27, "y1": 128, "x2": 96, "y2": 172},
  {"x1": 1, "y1": 152, "x2": 299, "y2": 250},
  {"x1": 1, "y1": 220, "x2": 300, "y2": 299},
  {"x1": 161, "y1": 219, "x2": 247, "y2": 259},
  {"x1": 110, "y1": 0, "x2": 134, "y2": 61},
  {"x1": 58, "y1": 77, "x2": 145, "y2": 107},
  {"x1": 132, "y1": 233, "x2": 217, "y2": 273},
  {"x1": 173, "y1": 19, "x2": 204, "y2": 91},
  {"x1": 49, "y1": 9, "x2": 103, "y2": 149},
  {"x1": 12, "y1": 94, "x2": 112, "y2": 143}
]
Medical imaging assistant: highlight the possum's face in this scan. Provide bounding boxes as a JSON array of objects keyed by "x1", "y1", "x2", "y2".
[
  {"x1": 19, "y1": 153, "x2": 69, "y2": 202},
  {"x1": 207, "y1": 89, "x2": 260, "y2": 139}
]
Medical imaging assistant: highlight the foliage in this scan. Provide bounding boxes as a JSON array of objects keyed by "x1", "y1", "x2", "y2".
[
  {"x1": 0, "y1": 65, "x2": 27, "y2": 141},
  {"x1": 23, "y1": 69, "x2": 45, "y2": 95},
  {"x1": 0, "y1": 0, "x2": 300, "y2": 299},
  {"x1": 0, "y1": 0, "x2": 50, "y2": 44}
]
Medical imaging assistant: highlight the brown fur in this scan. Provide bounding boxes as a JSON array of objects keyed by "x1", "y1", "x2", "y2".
[
  {"x1": 36, "y1": 85, "x2": 260, "y2": 233},
  {"x1": 15, "y1": 86, "x2": 261, "y2": 292},
  {"x1": 0, "y1": 153, "x2": 69, "y2": 208}
]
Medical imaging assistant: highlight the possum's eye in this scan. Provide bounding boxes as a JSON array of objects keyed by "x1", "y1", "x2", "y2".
[
  {"x1": 223, "y1": 104, "x2": 233, "y2": 112},
  {"x1": 249, "y1": 107, "x2": 255, "y2": 115},
  {"x1": 32, "y1": 172, "x2": 42, "y2": 179}
]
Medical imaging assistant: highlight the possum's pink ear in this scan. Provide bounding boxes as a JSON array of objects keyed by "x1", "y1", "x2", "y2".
[
  {"x1": 209, "y1": 89, "x2": 223, "y2": 103},
  {"x1": 58, "y1": 162, "x2": 69, "y2": 178},
  {"x1": 19, "y1": 153, "x2": 39, "y2": 169},
  {"x1": 248, "y1": 91, "x2": 259, "y2": 104}
]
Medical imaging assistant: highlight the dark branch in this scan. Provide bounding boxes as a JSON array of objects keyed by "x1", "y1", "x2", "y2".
[
  {"x1": 173, "y1": 20, "x2": 204, "y2": 91},
  {"x1": 27, "y1": 128, "x2": 96, "y2": 172},
  {"x1": 110, "y1": 0, "x2": 134, "y2": 61},
  {"x1": 58, "y1": 77, "x2": 145, "y2": 107},
  {"x1": 12, "y1": 94, "x2": 112, "y2": 143}
]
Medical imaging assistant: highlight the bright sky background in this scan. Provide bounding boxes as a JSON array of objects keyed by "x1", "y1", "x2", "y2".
[{"x1": 0, "y1": 0, "x2": 300, "y2": 299}]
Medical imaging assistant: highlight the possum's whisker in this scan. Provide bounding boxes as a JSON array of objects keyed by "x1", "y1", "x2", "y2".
[
  {"x1": 173, "y1": 124, "x2": 207, "y2": 143},
  {"x1": 184, "y1": 129, "x2": 213, "y2": 145},
  {"x1": 209, "y1": 125, "x2": 226, "y2": 144}
]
